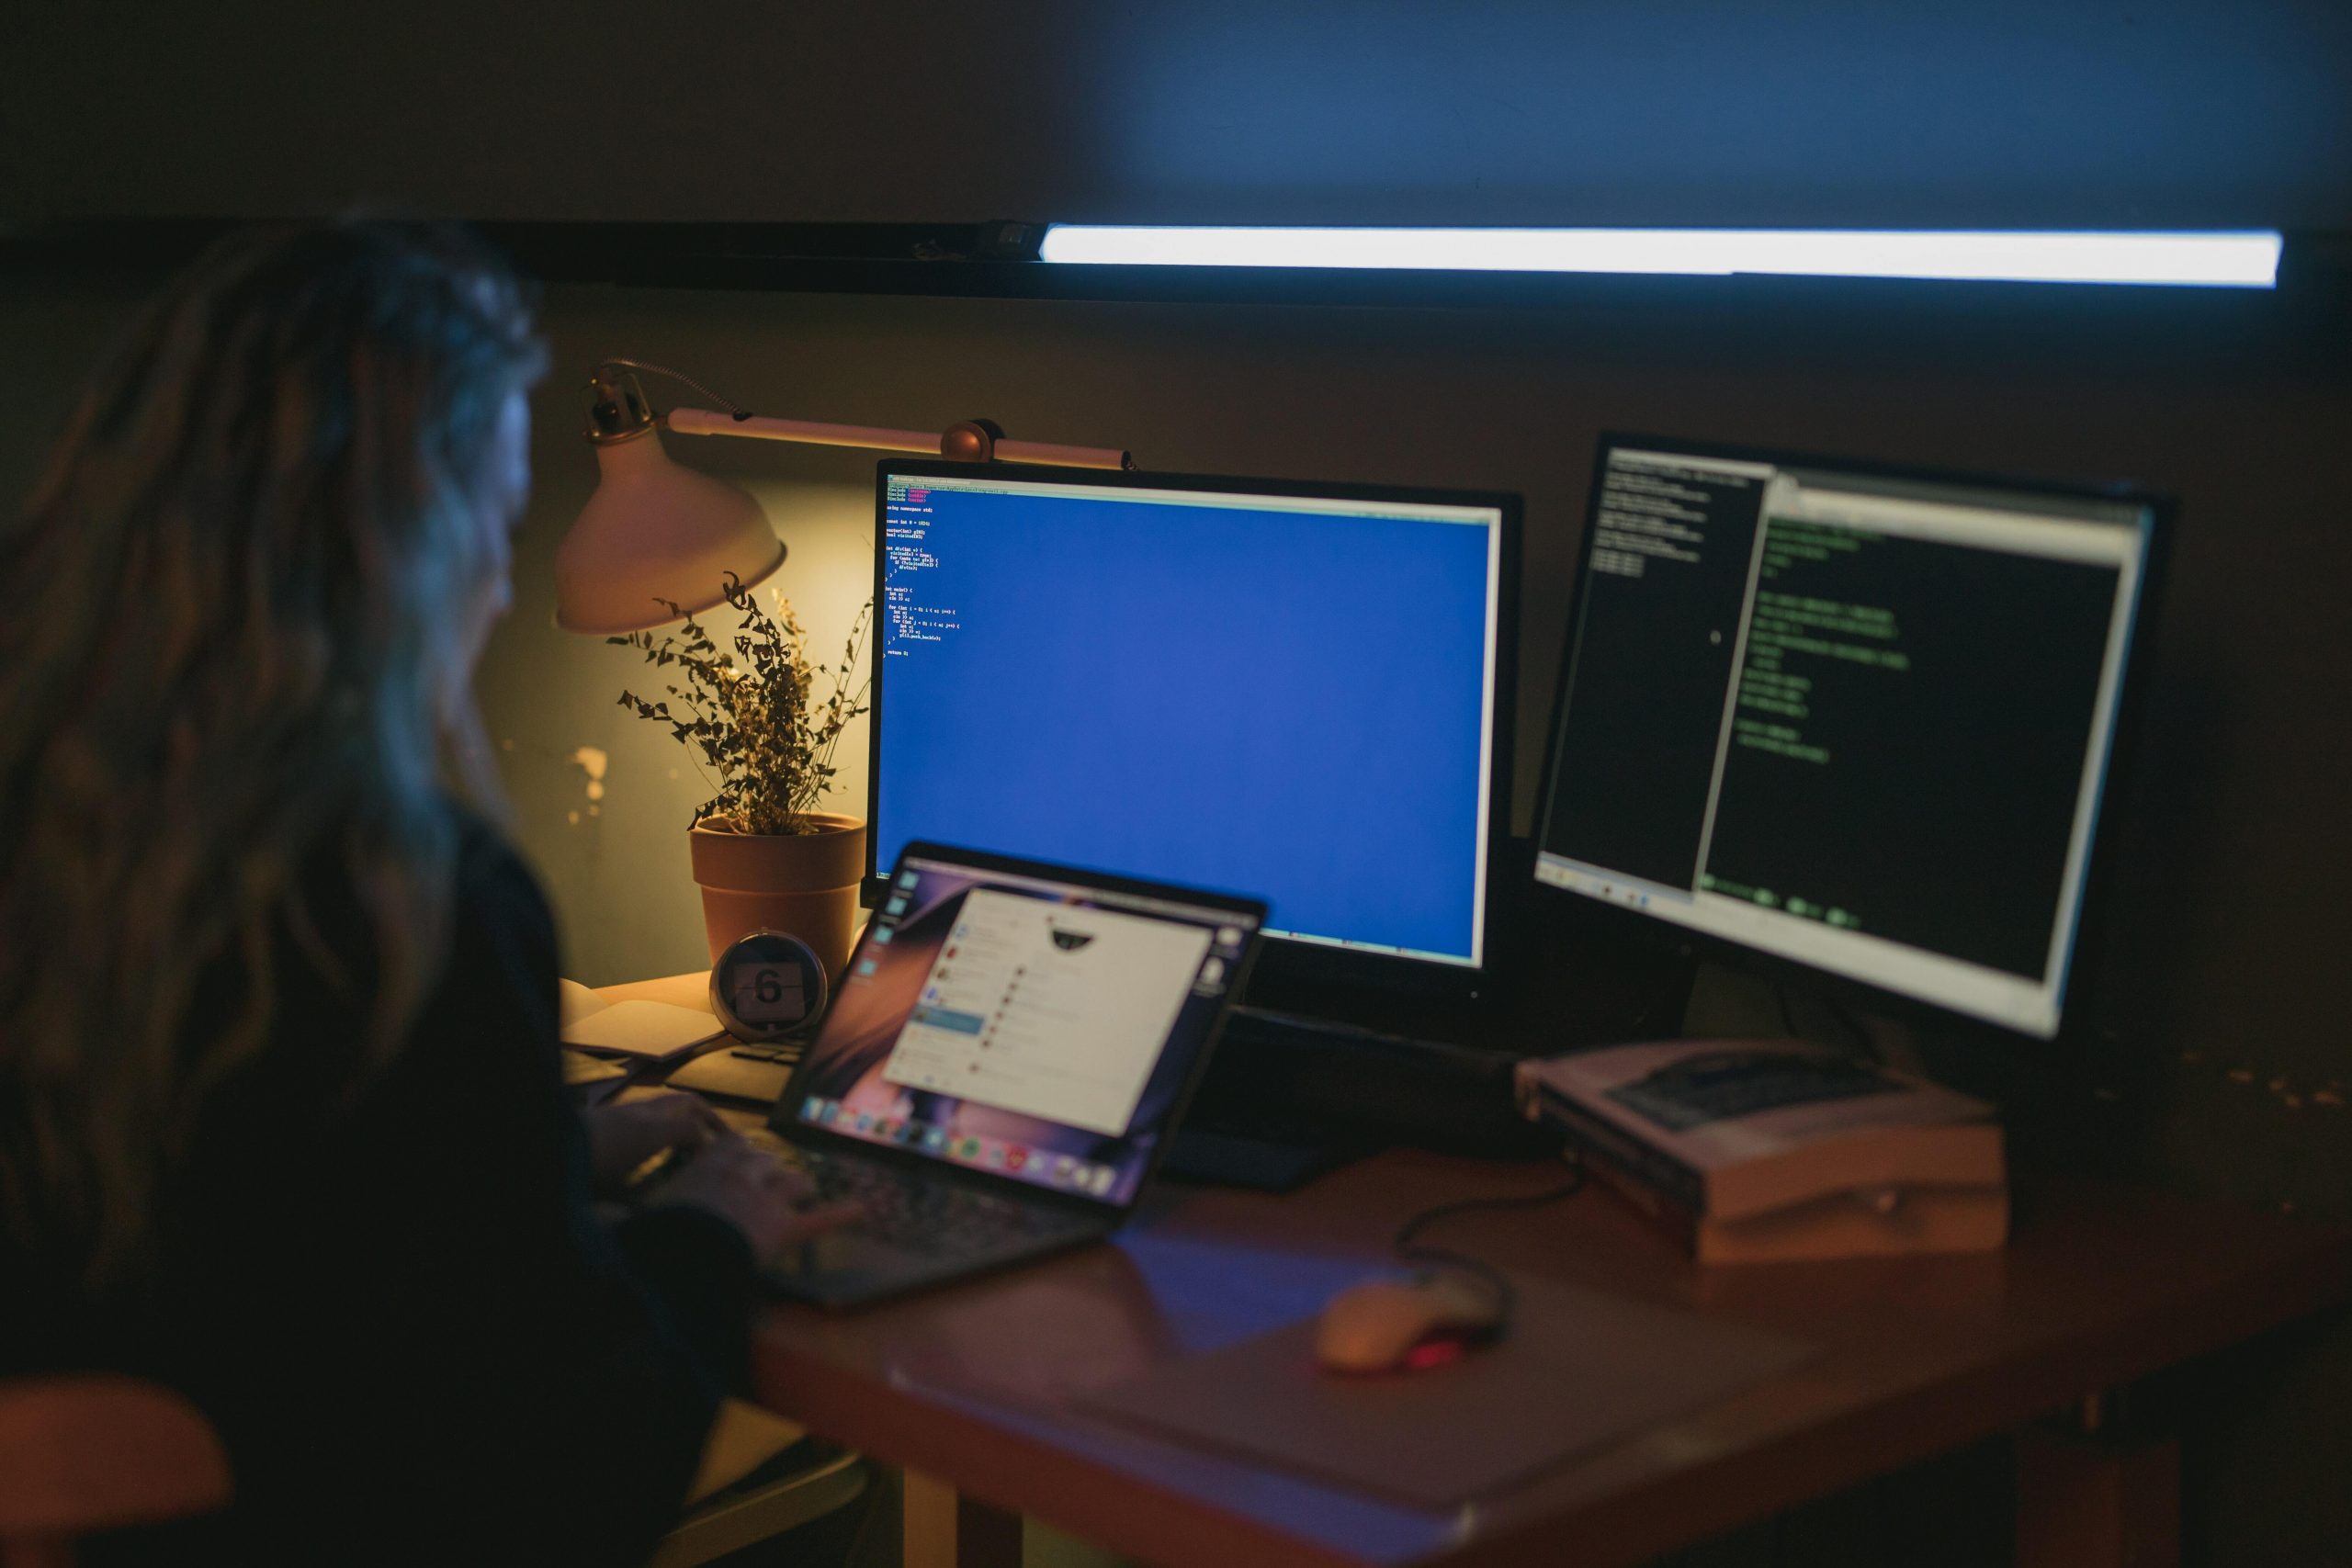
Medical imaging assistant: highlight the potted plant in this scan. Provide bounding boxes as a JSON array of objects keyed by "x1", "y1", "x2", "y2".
[{"x1": 613, "y1": 572, "x2": 872, "y2": 979}]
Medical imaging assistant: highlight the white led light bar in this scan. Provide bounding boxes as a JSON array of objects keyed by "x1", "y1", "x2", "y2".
[{"x1": 1037, "y1": 227, "x2": 2283, "y2": 288}]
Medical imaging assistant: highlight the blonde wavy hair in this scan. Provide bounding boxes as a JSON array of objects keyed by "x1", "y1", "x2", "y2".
[{"x1": 0, "y1": 219, "x2": 547, "y2": 1287}]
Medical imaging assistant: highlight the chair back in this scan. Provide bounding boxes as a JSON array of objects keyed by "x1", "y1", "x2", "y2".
[{"x1": 0, "y1": 1377, "x2": 231, "y2": 1568}]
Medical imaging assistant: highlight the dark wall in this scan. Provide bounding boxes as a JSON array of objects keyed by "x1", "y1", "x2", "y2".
[{"x1": 10, "y1": 2, "x2": 2352, "y2": 228}]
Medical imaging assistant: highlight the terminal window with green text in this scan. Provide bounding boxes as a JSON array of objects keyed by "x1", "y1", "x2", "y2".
[
  {"x1": 1537, "y1": 443, "x2": 2153, "y2": 1037},
  {"x1": 875, "y1": 469, "x2": 1504, "y2": 967}
]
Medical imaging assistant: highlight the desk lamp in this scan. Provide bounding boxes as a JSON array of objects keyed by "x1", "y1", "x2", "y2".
[{"x1": 555, "y1": 358, "x2": 1134, "y2": 634}]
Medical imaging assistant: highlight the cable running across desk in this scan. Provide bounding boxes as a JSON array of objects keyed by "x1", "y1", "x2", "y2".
[{"x1": 1391, "y1": 1152, "x2": 1588, "y2": 1327}]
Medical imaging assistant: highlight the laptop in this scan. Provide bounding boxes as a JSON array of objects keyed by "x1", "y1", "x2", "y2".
[{"x1": 751, "y1": 840, "x2": 1267, "y2": 1308}]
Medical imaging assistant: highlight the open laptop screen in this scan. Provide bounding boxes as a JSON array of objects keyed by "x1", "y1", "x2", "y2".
[{"x1": 779, "y1": 846, "x2": 1263, "y2": 1207}]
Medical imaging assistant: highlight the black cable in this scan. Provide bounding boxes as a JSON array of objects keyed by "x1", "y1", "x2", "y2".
[
  {"x1": 1389, "y1": 1151, "x2": 1588, "y2": 1329},
  {"x1": 594, "y1": 356, "x2": 751, "y2": 416}
]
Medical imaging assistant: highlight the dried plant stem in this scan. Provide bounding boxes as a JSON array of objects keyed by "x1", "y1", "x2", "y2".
[{"x1": 610, "y1": 573, "x2": 873, "y2": 836}]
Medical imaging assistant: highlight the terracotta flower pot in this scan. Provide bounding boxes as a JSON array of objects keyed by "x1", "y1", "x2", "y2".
[{"x1": 688, "y1": 814, "x2": 867, "y2": 982}]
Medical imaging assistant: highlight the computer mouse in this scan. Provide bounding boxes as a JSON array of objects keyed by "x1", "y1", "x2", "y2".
[{"x1": 1313, "y1": 1272, "x2": 1504, "y2": 1374}]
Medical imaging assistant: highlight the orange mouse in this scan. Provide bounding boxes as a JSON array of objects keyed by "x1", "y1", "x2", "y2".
[{"x1": 1314, "y1": 1271, "x2": 1505, "y2": 1374}]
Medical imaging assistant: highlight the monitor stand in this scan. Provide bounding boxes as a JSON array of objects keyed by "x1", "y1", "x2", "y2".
[
  {"x1": 1166, "y1": 885, "x2": 1698, "y2": 1191},
  {"x1": 1159, "y1": 1007, "x2": 1384, "y2": 1191},
  {"x1": 1160, "y1": 1004, "x2": 1547, "y2": 1192},
  {"x1": 1160, "y1": 1124, "x2": 1364, "y2": 1192},
  {"x1": 1683, "y1": 962, "x2": 1923, "y2": 1075}
]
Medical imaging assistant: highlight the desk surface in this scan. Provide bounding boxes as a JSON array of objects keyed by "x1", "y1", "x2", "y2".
[{"x1": 596, "y1": 975, "x2": 2352, "y2": 1568}]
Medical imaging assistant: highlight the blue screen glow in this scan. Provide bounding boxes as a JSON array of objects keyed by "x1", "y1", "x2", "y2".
[{"x1": 876, "y1": 472, "x2": 1502, "y2": 966}]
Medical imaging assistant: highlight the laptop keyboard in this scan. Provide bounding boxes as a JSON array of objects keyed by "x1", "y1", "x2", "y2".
[{"x1": 750, "y1": 1131, "x2": 1093, "y2": 1257}]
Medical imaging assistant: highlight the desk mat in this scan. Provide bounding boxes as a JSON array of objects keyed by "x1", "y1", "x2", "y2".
[{"x1": 1076, "y1": 1277, "x2": 1815, "y2": 1509}]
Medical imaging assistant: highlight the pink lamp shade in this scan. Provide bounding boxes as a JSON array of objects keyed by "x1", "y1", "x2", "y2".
[{"x1": 554, "y1": 426, "x2": 787, "y2": 634}]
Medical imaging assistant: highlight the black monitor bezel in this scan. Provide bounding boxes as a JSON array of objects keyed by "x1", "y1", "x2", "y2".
[
  {"x1": 866, "y1": 457, "x2": 1522, "y2": 1002},
  {"x1": 1531, "y1": 430, "x2": 2174, "y2": 1046},
  {"x1": 775, "y1": 839, "x2": 1270, "y2": 1215}
]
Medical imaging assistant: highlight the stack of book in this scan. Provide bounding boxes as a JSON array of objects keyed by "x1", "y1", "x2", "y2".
[{"x1": 1513, "y1": 1039, "x2": 2007, "y2": 1264}]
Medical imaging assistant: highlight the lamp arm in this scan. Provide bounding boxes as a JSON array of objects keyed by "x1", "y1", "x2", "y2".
[
  {"x1": 663, "y1": 405, "x2": 1132, "y2": 472},
  {"x1": 666, "y1": 406, "x2": 959, "y2": 455},
  {"x1": 586, "y1": 357, "x2": 1134, "y2": 469}
]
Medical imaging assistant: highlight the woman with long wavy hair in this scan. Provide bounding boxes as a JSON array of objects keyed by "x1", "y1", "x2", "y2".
[{"x1": 0, "y1": 219, "x2": 846, "y2": 1564}]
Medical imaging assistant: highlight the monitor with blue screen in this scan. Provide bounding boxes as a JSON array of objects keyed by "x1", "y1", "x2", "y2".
[{"x1": 870, "y1": 462, "x2": 1518, "y2": 983}]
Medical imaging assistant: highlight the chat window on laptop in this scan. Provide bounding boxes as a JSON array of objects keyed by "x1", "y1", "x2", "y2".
[{"x1": 788, "y1": 856, "x2": 1254, "y2": 1206}]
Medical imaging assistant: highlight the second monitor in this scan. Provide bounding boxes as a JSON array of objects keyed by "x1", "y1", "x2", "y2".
[
  {"x1": 1534, "y1": 434, "x2": 2164, "y2": 1040},
  {"x1": 871, "y1": 462, "x2": 1519, "y2": 993}
]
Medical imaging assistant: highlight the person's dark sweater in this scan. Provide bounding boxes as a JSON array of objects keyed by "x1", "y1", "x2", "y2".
[{"x1": 1, "y1": 820, "x2": 752, "y2": 1565}]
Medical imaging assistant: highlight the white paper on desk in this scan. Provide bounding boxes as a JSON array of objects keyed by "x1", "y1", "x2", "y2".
[
  {"x1": 558, "y1": 978, "x2": 609, "y2": 1028},
  {"x1": 561, "y1": 999, "x2": 723, "y2": 1058}
]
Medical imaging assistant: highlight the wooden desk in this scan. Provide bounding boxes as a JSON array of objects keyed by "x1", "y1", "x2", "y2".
[{"x1": 594, "y1": 977, "x2": 2352, "y2": 1568}]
